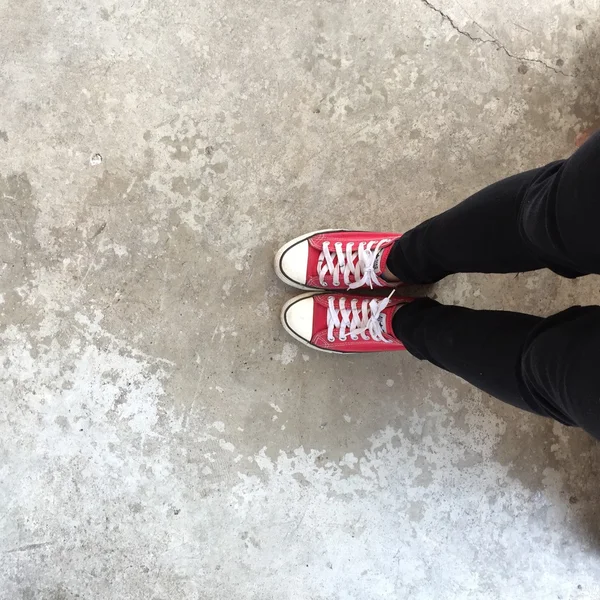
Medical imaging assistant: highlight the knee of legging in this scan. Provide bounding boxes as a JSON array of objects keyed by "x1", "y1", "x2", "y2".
[{"x1": 520, "y1": 307, "x2": 600, "y2": 432}]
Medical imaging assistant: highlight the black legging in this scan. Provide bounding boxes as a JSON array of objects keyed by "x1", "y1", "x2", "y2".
[{"x1": 388, "y1": 131, "x2": 600, "y2": 440}]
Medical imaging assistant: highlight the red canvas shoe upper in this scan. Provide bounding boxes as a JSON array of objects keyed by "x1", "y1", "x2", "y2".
[
  {"x1": 283, "y1": 292, "x2": 410, "y2": 353},
  {"x1": 280, "y1": 230, "x2": 402, "y2": 290}
]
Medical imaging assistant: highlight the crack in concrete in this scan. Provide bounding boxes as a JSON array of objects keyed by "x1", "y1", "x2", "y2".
[{"x1": 420, "y1": 0, "x2": 572, "y2": 77}]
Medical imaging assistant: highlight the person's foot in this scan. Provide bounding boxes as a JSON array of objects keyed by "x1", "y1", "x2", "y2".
[
  {"x1": 274, "y1": 229, "x2": 402, "y2": 290},
  {"x1": 281, "y1": 291, "x2": 411, "y2": 353}
]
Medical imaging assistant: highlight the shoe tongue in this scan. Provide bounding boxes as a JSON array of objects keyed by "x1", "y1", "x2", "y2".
[
  {"x1": 372, "y1": 249, "x2": 384, "y2": 273},
  {"x1": 376, "y1": 309, "x2": 388, "y2": 334},
  {"x1": 377, "y1": 299, "x2": 402, "y2": 337},
  {"x1": 373, "y1": 244, "x2": 392, "y2": 275}
]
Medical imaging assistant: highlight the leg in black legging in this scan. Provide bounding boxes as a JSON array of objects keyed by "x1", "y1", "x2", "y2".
[
  {"x1": 388, "y1": 131, "x2": 600, "y2": 283},
  {"x1": 393, "y1": 299, "x2": 600, "y2": 440},
  {"x1": 387, "y1": 168, "x2": 552, "y2": 284},
  {"x1": 393, "y1": 298, "x2": 543, "y2": 414}
]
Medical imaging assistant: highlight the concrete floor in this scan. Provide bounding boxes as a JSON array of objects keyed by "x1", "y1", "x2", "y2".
[{"x1": 2, "y1": 0, "x2": 600, "y2": 598}]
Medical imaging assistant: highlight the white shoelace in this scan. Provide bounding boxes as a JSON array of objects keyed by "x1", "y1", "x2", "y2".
[
  {"x1": 318, "y1": 239, "x2": 390, "y2": 289},
  {"x1": 327, "y1": 291, "x2": 395, "y2": 343}
]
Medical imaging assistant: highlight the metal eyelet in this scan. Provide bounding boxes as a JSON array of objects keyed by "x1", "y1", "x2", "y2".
[
  {"x1": 351, "y1": 335, "x2": 358, "y2": 341},
  {"x1": 328, "y1": 336, "x2": 335, "y2": 342}
]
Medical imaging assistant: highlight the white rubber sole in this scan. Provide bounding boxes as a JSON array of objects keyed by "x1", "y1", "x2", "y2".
[
  {"x1": 280, "y1": 292, "x2": 345, "y2": 354},
  {"x1": 274, "y1": 228, "x2": 346, "y2": 291}
]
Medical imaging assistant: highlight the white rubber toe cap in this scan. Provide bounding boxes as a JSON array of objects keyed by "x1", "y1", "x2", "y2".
[
  {"x1": 279, "y1": 240, "x2": 309, "y2": 286},
  {"x1": 283, "y1": 296, "x2": 314, "y2": 342}
]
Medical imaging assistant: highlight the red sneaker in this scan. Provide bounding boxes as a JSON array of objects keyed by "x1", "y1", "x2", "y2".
[
  {"x1": 274, "y1": 229, "x2": 402, "y2": 290},
  {"x1": 281, "y1": 291, "x2": 411, "y2": 354}
]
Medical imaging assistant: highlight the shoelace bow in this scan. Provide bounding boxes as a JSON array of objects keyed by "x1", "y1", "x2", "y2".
[
  {"x1": 317, "y1": 239, "x2": 390, "y2": 289},
  {"x1": 326, "y1": 290, "x2": 395, "y2": 343}
]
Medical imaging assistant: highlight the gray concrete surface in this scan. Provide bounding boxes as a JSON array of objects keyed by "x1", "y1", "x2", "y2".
[{"x1": 2, "y1": 0, "x2": 600, "y2": 598}]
